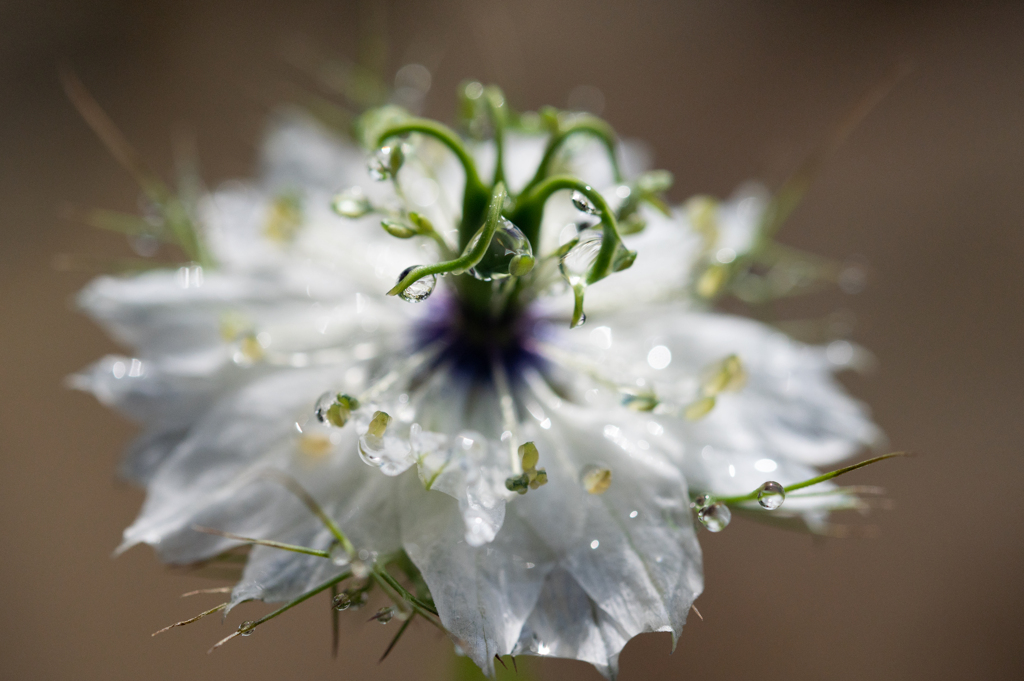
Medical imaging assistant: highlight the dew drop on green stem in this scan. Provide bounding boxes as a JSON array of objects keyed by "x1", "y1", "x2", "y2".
[
  {"x1": 559, "y1": 230, "x2": 603, "y2": 286},
  {"x1": 468, "y1": 218, "x2": 534, "y2": 281},
  {"x1": 332, "y1": 592, "x2": 352, "y2": 611},
  {"x1": 368, "y1": 144, "x2": 404, "y2": 181},
  {"x1": 395, "y1": 266, "x2": 436, "y2": 302},
  {"x1": 331, "y1": 187, "x2": 372, "y2": 218},
  {"x1": 697, "y1": 501, "x2": 731, "y2": 532},
  {"x1": 329, "y1": 543, "x2": 350, "y2": 567},
  {"x1": 571, "y1": 190, "x2": 600, "y2": 215},
  {"x1": 757, "y1": 481, "x2": 786, "y2": 510}
]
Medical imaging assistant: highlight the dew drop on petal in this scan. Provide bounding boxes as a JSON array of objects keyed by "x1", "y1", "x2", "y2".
[
  {"x1": 571, "y1": 190, "x2": 600, "y2": 215},
  {"x1": 395, "y1": 265, "x2": 436, "y2": 302},
  {"x1": 580, "y1": 464, "x2": 612, "y2": 495},
  {"x1": 757, "y1": 481, "x2": 786, "y2": 510},
  {"x1": 329, "y1": 543, "x2": 351, "y2": 567},
  {"x1": 697, "y1": 502, "x2": 731, "y2": 532}
]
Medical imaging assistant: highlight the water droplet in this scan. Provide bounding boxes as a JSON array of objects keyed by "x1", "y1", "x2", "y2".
[
  {"x1": 580, "y1": 464, "x2": 612, "y2": 495},
  {"x1": 571, "y1": 190, "x2": 600, "y2": 215},
  {"x1": 368, "y1": 144, "x2": 404, "y2": 181},
  {"x1": 238, "y1": 620, "x2": 257, "y2": 636},
  {"x1": 697, "y1": 501, "x2": 731, "y2": 532},
  {"x1": 590, "y1": 539, "x2": 600, "y2": 550},
  {"x1": 351, "y1": 560, "x2": 370, "y2": 579},
  {"x1": 467, "y1": 218, "x2": 534, "y2": 281},
  {"x1": 629, "y1": 510, "x2": 639, "y2": 519},
  {"x1": 715, "y1": 247, "x2": 737, "y2": 264},
  {"x1": 329, "y1": 543, "x2": 351, "y2": 567},
  {"x1": 559, "y1": 230, "x2": 603, "y2": 286},
  {"x1": 692, "y1": 494, "x2": 714, "y2": 510},
  {"x1": 395, "y1": 265, "x2": 436, "y2": 303},
  {"x1": 358, "y1": 413, "x2": 413, "y2": 475},
  {"x1": 332, "y1": 592, "x2": 352, "y2": 611},
  {"x1": 374, "y1": 607, "x2": 395, "y2": 624},
  {"x1": 314, "y1": 392, "x2": 354, "y2": 428},
  {"x1": 757, "y1": 481, "x2": 786, "y2": 510}
]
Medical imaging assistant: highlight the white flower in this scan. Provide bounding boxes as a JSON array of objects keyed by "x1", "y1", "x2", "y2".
[{"x1": 72, "y1": 90, "x2": 880, "y2": 678}]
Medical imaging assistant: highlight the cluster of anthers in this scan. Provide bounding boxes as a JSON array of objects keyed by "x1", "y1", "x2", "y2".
[{"x1": 67, "y1": 69, "x2": 900, "y2": 679}]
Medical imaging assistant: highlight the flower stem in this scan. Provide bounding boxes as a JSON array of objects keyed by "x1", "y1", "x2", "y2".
[{"x1": 713, "y1": 452, "x2": 909, "y2": 506}]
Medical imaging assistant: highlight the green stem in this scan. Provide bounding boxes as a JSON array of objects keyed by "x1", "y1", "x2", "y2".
[
  {"x1": 373, "y1": 566, "x2": 439, "y2": 616},
  {"x1": 388, "y1": 183, "x2": 508, "y2": 298},
  {"x1": 521, "y1": 114, "x2": 621, "y2": 196},
  {"x1": 512, "y1": 175, "x2": 624, "y2": 283},
  {"x1": 260, "y1": 470, "x2": 355, "y2": 557},
  {"x1": 191, "y1": 525, "x2": 330, "y2": 558},
  {"x1": 713, "y1": 452, "x2": 908, "y2": 506},
  {"x1": 249, "y1": 571, "x2": 350, "y2": 629}
]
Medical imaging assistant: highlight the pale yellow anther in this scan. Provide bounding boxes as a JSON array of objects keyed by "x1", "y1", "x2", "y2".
[
  {"x1": 702, "y1": 354, "x2": 746, "y2": 396},
  {"x1": 685, "y1": 195, "x2": 720, "y2": 240},
  {"x1": 519, "y1": 442, "x2": 539, "y2": 471},
  {"x1": 238, "y1": 334, "x2": 264, "y2": 362},
  {"x1": 219, "y1": 312, "x2": 249, "y2": 342},
  {"x1": 684, "y1": 395, "x2": 717, "y2": 421},
  {"x1": 721, "y1": 354, "x2": 747, "y2": 392},
  {"x1": 529, "y1": 469, "x2": 548, "y2": 489},
  {"x1": 264, "y1": 193, "x2": 304, "y2": 243},
  {"x1": 580, "y1": 465, "x2": 612, "y2": 495},
  {"x1": 298, "y1": 433, "x2": 333, "y2": 459},
  {"x1": 366, "y1": 411, "x2": 392, "y2": 438},
  {"x1": 697, "y1": 264, "x2": 727, "y2": 298}
]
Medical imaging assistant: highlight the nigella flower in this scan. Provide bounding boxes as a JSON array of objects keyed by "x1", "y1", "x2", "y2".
[{"x1": 70, "y1": 76, "x2": 893, "y2": 678}]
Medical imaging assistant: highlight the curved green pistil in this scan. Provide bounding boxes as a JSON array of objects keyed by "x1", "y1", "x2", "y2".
[
  {"x1": 521, "y1": 112, "x2": 622, "y2": 197},
  {"x1": 511, "y1": 175, "x2": 625, "y2": 285},
  {"x1": 369, "y1": 91, "x2": 639, "y2": 318},
  {"x1": 374, "y1": 118, "x2": 491, "y2": 249},
  {"x1": 387, "y1": 183, "x2": 509, "y2": 298}
]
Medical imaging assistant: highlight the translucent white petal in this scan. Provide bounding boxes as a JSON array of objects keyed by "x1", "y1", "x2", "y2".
[{"x1": 401, "y1": 474, "x2": 555, "y2": 676}]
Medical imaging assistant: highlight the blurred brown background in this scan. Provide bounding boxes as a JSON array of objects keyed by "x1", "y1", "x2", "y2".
[{"x1": 1, "y1": 1, "x2": 1022, "y2": 679}]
